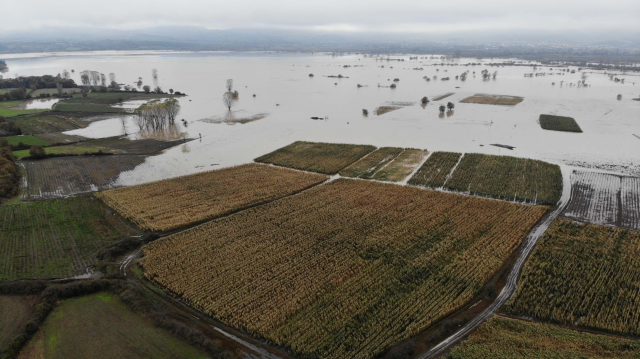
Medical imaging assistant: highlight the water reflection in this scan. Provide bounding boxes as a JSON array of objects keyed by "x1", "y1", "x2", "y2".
[{"x1": 12, "y1": 98, "x2": 60, "y2": 110}]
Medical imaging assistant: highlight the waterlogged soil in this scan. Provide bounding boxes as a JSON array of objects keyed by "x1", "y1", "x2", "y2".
[{"x1": 2, "y1": 51, "x2": 638, "y2": 187}]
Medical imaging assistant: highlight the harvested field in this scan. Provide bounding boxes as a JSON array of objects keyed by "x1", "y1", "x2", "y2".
[
  {"x1": 372, "y1": 149, "x2": 429, "y2": 182},
  {"x1": 506, "y1": 218, "x2": 640, "y2": 336},
  {"x1": 20, "y1": 155, "x2": 147, "y2": 200},
  {"x1": 97, "y1": 163, "x2": 328, "y2": 231},
  {"x1": 140, "y1": 179, "x2": 548, "y2": 359},
  {"x1": 0, "y1": 296, "x2": 35, "y2": 350},
  {"x1": 448, "y1": 316, "x2": 640, "y2": 359},
  {"x1": 10, "y1": 115, "x2": 83, "y2": 135},
  {"x1": 433, "y1": 93, "x2": 454, "y2": 101},
  {"x1": 444, "y1": 153, "x2": 562, "y2": 205},
  {"x1": 0, "y1": 196, "x2": 137, "y2": 280},
  {"x1": 339, "y1": 147, "x2": 404, "y2": 179},
  {"x1": 563, "y1": 170, "x2": 640, "y2": 231},
  {"x1": 539, "y1": 114, "x2": 583, "y2": 133},
  {"x1": 375, "y1": 106, "x2": 401, "y2": 115},
  {"x1": 408, "y1": 152, "x2": 461, "y2": 188},
  {"x1": 255, "y1": 141, "x2": 376, "y2": 175},
  {"x1": 460, "y1": 94, "x2": 523, "y2": 106},
  {"x1": 18, "y1": 293, "x2": 207, "y2": 359}
]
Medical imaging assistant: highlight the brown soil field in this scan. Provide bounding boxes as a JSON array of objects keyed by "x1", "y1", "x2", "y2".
[
  {"x1": 460, "y1": 95, "x2": 524, "y2": 106},
  {"x1": 140, "y1": 178, "x2": 547, "y2": 359},
  {"x1": 97, "y1": 163, "x2": 328, "y2": 232},
  {"x1": 20, "y1": 155, "x2": 147, "y2": 200},
  {"x1": 433, "y1": 93, "x2": 454, "y2": 101},
  {"x1": 0, "y1": 296, "x2": 35, "y2": 350},
  {"x1": 375, "y1": 106, "x2": 402, "y2": 115}
]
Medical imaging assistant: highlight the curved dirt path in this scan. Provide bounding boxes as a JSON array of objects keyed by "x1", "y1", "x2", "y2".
[{"x1": 418, "y1": 165, "x2": 572, "y2": 358}]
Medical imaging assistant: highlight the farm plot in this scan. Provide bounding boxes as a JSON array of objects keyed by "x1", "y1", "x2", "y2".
[
  {"x1": 33, "y1": 132, "x2": 86, "y2": 145},
  {"x1": 255, "y1": 141, "x2": 376, "y2": 175},
  {"x1": 72, "y1": 137, "x2": 184, "y2": 154},
  {"x1": 448, "y1": 316, "x2": 640, "y2": 359},
  {"x1": 563, "y1": 171, "x2": 640, "y2": 231},
  {"x1": 339, "y1": 147, "x2": 404, "y2": 179},
  {"x1": 444, "y1": 153, "x2": 562, "y2": 205},
  {"x1": 140, "y1": 179, "x2": 548, "y2": 359},
  {"x1": 97, "y1": 163, "x2": 328, "y2": 232},
  {"x1": 0, "y1": 196, "x2": 137, "y2": 280},
  {"x1": 20, "y1": 155, "x2": 147, "y2": 200},
  {"x1": 433, "y1": 93, "x2": 454, "y2": 101},
  {"x1": 539, "y1": 114, "x2": 583, "y2": 133},
  {"x1": 3, "y1": 135, "x2": 51, "y2": 147},
  {"x1": 408, "y1": 152, "x2": 461, "y2": 188},
  {"x1": 506, "y1": 218, "x2": 640, "y2": 336},
  {"x1": 372, "y1": 149, "x2": 429, "y2": 182},
  {"x1": 460, "y1": 94, "x2": 523, "y2": 106},
  {"x1": 18, "y1": 293, "x2": 207, "y2": 359},
  {"x1": 10, "y1": 115, "x2": 83, "y2": 134},
  {"x1": 0, "y1": 296, "x2": 35, "y2": 350}
]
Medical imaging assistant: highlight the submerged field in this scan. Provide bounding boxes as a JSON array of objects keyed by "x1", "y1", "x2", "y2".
[
  {"x1": 506, "y1": 218, "x2": 640, "y2": 336},
  {"x1": 97, "y1": 163, "x2": 328, "y2": 231},
  {"x1": 0, "y1": 196, "x2": 137, "y2": 280},
  {"x1": 140, "y1": 179, "x2": 547, "y2": 359},
  {"x1": 448, "y1": 316, "x2": 640, "y2": 359},
  {"x1": 460, "y1": 95, "x2": 523, "y2": 106},
  {"x1": 20, "y1": 155, "x2": 147, "y2": 200},
  {"x1": 10, "y1": 114, "x2": 83, "y2": 135},
  {"x1": 17, "y1": 293, "x2": 207, "y2": 359},
  {"x1": 563, "y1": 170, "x2": 640, "y2": 231},
  {"x1": 255, "y1": 141, "x2": 376, "y2": 175},
  {"x1": 539, "y1": 114, "x2": 583, "y2": 133},
  {"x1": 444, "y1": 153, "x2": 563, "y2": 205}
]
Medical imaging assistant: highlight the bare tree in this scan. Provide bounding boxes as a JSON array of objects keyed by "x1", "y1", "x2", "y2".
[
  {"x1": 56, "y1": 83, "x2": 63, "y2": 97},
  {"x1": 226, "y1": 79, "x2": 234, "y2": 92},
  {"x1": 62, "y1": 70, "x2": 70, "y2": 79},
  {"x1": 109, "y1": 73, "x2": 116, "y2": 83},
  {"x1": 90, "y1": 71, "x2": 100, "y2": 85},
  {"x1": 223, "y1": 91, "x2": 235, "y2": 111},
  {"x1": 100, "y1": 73, "x2": 107, "y2": 86},
  {"x1": 152, "y1": 69, "x2": 158, "y2": 79}
]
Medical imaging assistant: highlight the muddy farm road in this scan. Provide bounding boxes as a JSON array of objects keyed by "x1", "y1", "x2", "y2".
[{"x1": 418, "y1": 165, "x2": 573, "y2": 359}]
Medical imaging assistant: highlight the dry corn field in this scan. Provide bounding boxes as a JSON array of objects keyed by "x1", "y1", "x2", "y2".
[
  {"x1": 140, "y1": 179, "x2": 548, "y2": 359},
  {"x1": 96, "y1": 164, "x2": 327, "y2": 231},
  {"x1": 255, "y1": 141, "x2": 376, "y2": 174},
  {"x1": 372, "y1": 149, "x2": 429, "y2": 182},
  {"x1": 408, "y1": 152, "x2": 461, "y2": 188},
  {"x1": 563, "y1": 170, "x2": 640, "y2": 231},
  {"x1": 444, "y1": 153, "x2": 562, "y2": 205},
  {"x1": 506, "y1": 218, "x2": 640, "y2": 336},
  {"x1": 339, "y1": 147, "x2": 404, "y2": 179},
  {"x1": 460, "y1": 95, "x2": 524, "y2": 106}
]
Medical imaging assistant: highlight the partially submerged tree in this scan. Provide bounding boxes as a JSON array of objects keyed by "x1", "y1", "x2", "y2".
[
  {"x1": 143, "y1": 85, "x2": 151, "y2": 94},
  {"x1": 447, "y1": 102, "x2": 455, "y2": 111},
  {"x1": 421, "y1": 96, "x2": 429, "y2": 104},
  {"x1": 222, "y1": 91, "x2": 235, "y2": 111},
  {"x1": 226, "y1": 79, "x2": 234, "y2": 92},
  {"x1": 439, "y1": 105, "x2": 446, "y2": 113},
  {"x1": 152, "y1": 69, "x2": 158, "y2": 79}
]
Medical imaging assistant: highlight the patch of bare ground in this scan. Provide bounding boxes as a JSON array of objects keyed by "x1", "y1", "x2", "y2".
[
  {"x1": 433, "y1": 93, "x2": 454, "y2": 101},
  {"x1": 375, "y1": 106, "x2": 402, "y2": 115}
]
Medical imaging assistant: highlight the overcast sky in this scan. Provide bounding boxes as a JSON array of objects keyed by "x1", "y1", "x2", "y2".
[{"x1": 3, "y1": 0, "x2": 640, "y2": 34}]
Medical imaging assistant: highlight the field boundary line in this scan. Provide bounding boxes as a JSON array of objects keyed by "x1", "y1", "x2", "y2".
[
  {"x1": 441, "y1": 153, "x2": 464, "y2": 189},
  {"x1": 417, "y1": 164, "x2": 572, "y2": 359},
  {"x1": 400, "y1": 150, "x2": 432, "y2": 185}
]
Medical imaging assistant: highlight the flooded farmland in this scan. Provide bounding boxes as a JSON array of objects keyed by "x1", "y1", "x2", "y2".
[{"x1": 4, "y1": 51, "x2": 639, "y2": 186}]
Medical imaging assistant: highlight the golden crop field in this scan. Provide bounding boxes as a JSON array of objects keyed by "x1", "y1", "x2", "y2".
[
  {"x1": 96, "y1": 163, "x2": 327, "y2": 231},
  {"x1": 408, "y1": 151, "x2": 461, "y2": 188},
  {"x1": 254, "y1": 141, "x2": 376, "y2": 174},
  {"x1": 449, "y1": 316, "x2": 640, "y2": 359},
  {"x1": 506, "y1": 218, "x2": 640, "y2": 336},
  {"x1": 339, "y1": 147, "x2": 404, "y2": 179},
  {"x1": 140, "y1": 179, "x2": 547, "y2": 359}
]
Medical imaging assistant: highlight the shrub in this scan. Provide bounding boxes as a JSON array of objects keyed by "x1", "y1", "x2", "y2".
[{"x1": 29, "y1": 145, "x2": 46, "y2": 158}]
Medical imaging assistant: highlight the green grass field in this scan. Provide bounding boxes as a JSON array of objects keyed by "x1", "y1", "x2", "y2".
[
  {"x1": 539, "y1": 114, "x2": 583, "y2": 133},
  {"x1": 31, "y1": 88, "x2": 81, "y2": 97},
  {"x1": 0, "y1": 196, "x2": 138, "y2": 280},
  {"x1": 0, "y1": 101, "x2": 48, "y2": 117},
  {"x1": 506, "y1": 218, "x2": 640, "y2": 336},
  {"x1": 3, "y1": 135, "x2": 52, "y2": 147},
  {"x1": 448, "y1": 316, "x2": 640, "y2": 359},
  {"x1": 52, "y1": 92, "x2": 178, "y2": 113},
  {"x1": 10, "y1": 115, "x2": 82, "y2": 135},
  {"x1": 408, "y1": 152, "x2": 462, "y2": 188},
  {"x1": 18, "y1": 293, "x2": 207, "y2": 359},
  {"x1": 12, "y1": 146, "x2": 107, "y2": 160},
  {"x1": 53, "y1": 102, "x2": 126, "y2": 113}
]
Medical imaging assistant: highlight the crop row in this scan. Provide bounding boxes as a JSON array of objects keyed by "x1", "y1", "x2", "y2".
[
  {"x1": 506, "y1": 218, "x2": 640, "y2": 336},
  {"x1": 339, "y1": 147, "x2": 404, "y2": 179},
  {"x1": 444, "y1": 153, "x2": 562, "y2": 205},
  {"x1": 97, "y1": 163, "x2": 328, "y2": 232},
  {"x1": 408, "y1": 151, "x2": 461, "y2": 188},
  {"x1": 140, "y1": 178, "x2": 547, "y2": 359},
  {"x1": 255, "y1": 141, "x2": 376, "y2": 175}
]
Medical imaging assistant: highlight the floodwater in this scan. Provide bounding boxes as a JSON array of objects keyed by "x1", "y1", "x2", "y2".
[
  {"x1": 11, "y1": 97, "x2": 59, "y2": 109},
  {"x1": 3, "y1": 51, "x2": 639, "y2": 186}
]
